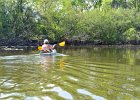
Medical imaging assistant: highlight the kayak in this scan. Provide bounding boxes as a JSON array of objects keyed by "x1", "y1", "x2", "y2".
[
  {"x1": 40, "y1": 49, "x2": 57, "y2": 56},
  {"x1": 39, "y1": 49, "x2": 68, "y2": 56},
  {"x1": 40, "y1": 52, "x2": 57, "y2": 55}
]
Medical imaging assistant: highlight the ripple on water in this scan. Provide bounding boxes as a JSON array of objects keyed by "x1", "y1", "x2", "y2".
[
  {"x1": 0, "y1": 93, "x2": 25, "y2": 99},
  {"x1": 0, "y1": 48, "x2": 140, "y2": 99},
  {"x1": 77, "y1": 89, "x2": 106, "y2": 100}
]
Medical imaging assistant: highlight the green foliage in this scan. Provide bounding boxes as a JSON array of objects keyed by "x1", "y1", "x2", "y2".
[
  {"x1": 101, "y1": 0, "x2": 112, "y2": 11},
  {"x1": 123, "y1": 28, "x2": 138, "y2": 41},
  {"x1": 0, "y1": 0, "x2": 140, "y2": 45}
]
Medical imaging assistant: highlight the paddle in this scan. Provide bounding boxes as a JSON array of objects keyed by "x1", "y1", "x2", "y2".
[
  {"x1": 38, "y1": 41, "x2": 65, "y2": 51},
  {"x1": 58, "y1": 41, "x2": 65, "y2": 46}
]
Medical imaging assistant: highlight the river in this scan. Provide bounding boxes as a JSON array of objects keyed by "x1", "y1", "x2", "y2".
[{"x1": 0, "y1": 46, "x2": 140, "y2": 100}]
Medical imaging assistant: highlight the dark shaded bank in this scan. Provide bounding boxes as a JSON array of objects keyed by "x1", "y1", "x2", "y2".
[
  {"x1": 0, "y1": 38, "x2": 39, "y2": 46},
  {"x1": 66, "y1": 40, "x2": 140, "y2": 46},
  {"x1": 0, "y1": 39, "x2": 140, "y2": 47}
]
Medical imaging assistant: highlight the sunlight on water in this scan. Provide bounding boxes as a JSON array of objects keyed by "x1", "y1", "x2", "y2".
[
  {"x1": 77, "y1": 89, "x2": 106, "y2": 100},
  {"x1": 0, "y1": 47, "x2": 140, "y2": 100}
]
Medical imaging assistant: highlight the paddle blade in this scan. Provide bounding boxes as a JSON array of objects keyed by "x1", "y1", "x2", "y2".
[
  {"x1": 38, "y1": 46, "x2": 42, "y2": 50},
  {"x1": 59, "y1": 41, "x2": 65, "y2": 46}
]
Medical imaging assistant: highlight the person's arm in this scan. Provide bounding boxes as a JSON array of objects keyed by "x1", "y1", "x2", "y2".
[{"x1": 52, "y1": 44, "x2": 56, "y2": 48}]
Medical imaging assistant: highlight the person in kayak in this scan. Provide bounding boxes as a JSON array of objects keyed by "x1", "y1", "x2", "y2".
[{"x1": 42, "y1": 39, "x2": 56, "y2": 53}]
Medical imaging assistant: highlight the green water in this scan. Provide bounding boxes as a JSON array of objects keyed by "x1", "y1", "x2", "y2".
[{"x1": 0, "y1": 47, "x2": 140, "y2": 100}]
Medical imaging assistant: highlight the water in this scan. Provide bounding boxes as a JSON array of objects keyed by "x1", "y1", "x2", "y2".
[{"x1": 0, "y1": 47, "x2": 140, "y2": 100}]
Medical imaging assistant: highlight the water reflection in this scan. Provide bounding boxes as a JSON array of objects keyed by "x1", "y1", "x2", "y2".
[
  {"x1": 50, "y1": 87, "x2": 73, "y2": 100},
  {"x1": 59, "y1": 59, "x2": 65, "y2": 70},
  {"x1": 39, "y1": 54, "x2": 66, "y2": 71},
  {"x1": 0, "y1": 47, "x2": 140, "y2": 99},
  {"x1": 40, "y1": 55, "x2": 56, "y2": 70},
  {"x1": 77, "y1": 89, "x2": 106, "y2": 100}
]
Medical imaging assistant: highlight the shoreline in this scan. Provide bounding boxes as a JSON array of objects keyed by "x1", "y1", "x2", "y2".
[{"x1": 0, "y1": 44, "x2": 140, "y2": 51}]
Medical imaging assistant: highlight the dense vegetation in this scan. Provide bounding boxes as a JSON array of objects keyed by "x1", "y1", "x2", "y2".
[{"x1": 0, "y1": 0, "x2": 140, "y2": 46}]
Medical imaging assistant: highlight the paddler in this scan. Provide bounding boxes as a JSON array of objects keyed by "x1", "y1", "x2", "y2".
[{"x1": 42, "y1": 39, "x2": 56, "y2": 53}]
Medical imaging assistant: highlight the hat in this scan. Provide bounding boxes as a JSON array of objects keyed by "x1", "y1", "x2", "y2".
[{"x1": 44, "y1": 39, "x2": 49, "y2": 44}]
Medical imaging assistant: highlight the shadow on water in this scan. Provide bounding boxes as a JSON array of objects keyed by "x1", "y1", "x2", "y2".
[{"x1": 0, "y1": 46, "x2": 140, "y2": 100}]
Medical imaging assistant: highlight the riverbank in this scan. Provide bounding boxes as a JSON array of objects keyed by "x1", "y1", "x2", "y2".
[
  {"x1": 1, "y1": 39, "x2": 140, "y2": 51},
  {"x1": 1, "y1": 39, "x2": 140, "y2": 46},
  {"x1": 0, "y1": 44, "x2": 140, "y2": 51},
  {"x1": 0, "y1": 46, "x2": 36, "y2": 51}
]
